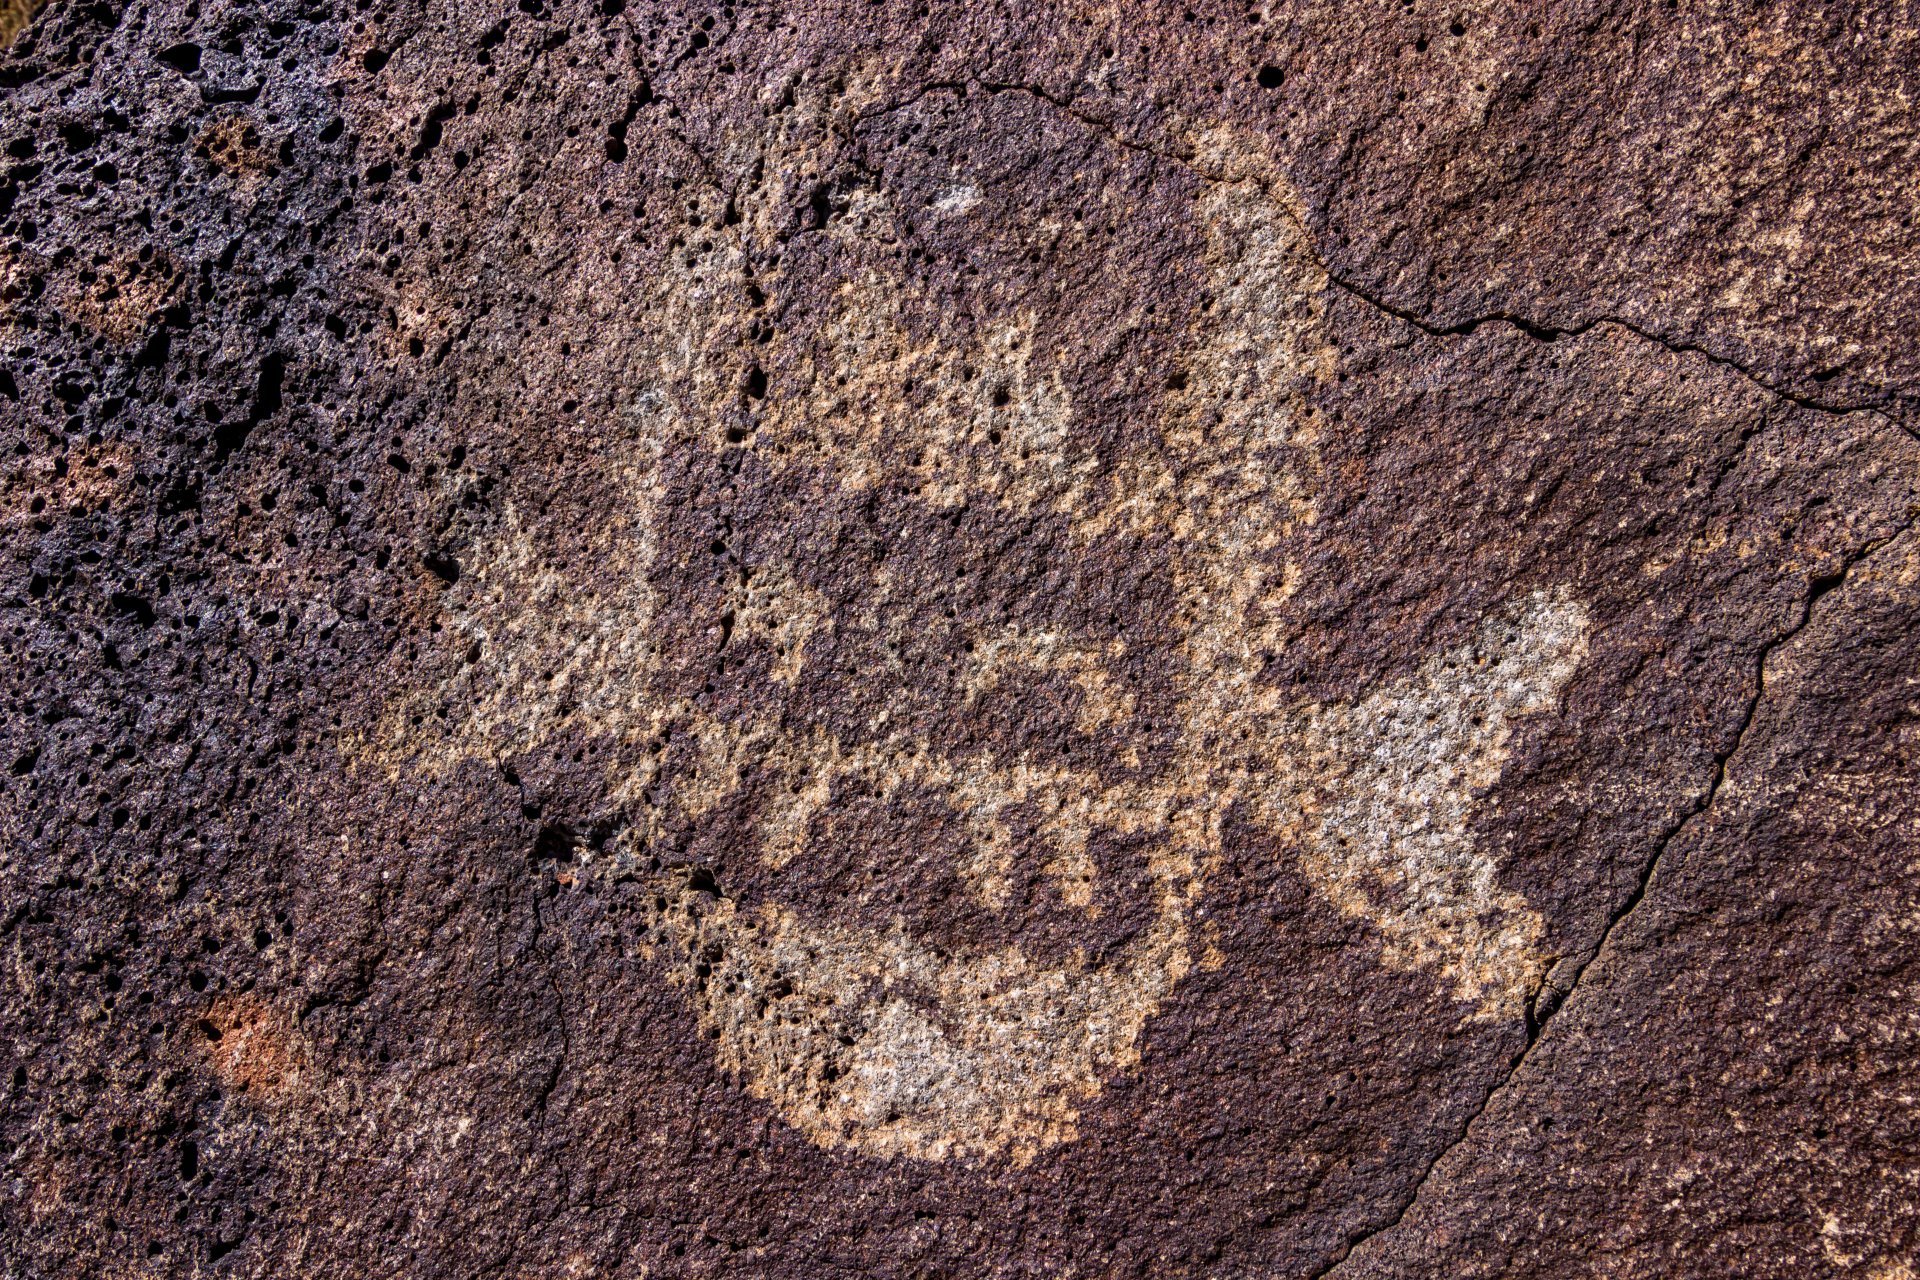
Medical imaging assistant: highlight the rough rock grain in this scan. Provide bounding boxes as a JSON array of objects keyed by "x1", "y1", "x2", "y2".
[{"x1": 1, "y1": 1, "x2": 1917, "y2": 1277}]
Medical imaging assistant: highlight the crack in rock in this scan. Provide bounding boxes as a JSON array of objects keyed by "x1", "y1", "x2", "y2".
[
  {"x1": 1314, "y1": 515, "x2": 1920, "y2": 1279},
  {"x1": 890, "y1": 79, "x2": 1908, "y2": 436}
]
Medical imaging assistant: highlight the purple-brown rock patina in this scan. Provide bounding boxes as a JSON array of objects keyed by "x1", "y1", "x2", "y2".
[{"x1": 2, "y1": 2, "x2": 1917, "y2": 1276}]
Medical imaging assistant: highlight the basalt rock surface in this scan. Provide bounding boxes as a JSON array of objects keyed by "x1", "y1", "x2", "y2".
[{"x1": 3, "y1": 2, "x2": 1918, "y2": 1277}]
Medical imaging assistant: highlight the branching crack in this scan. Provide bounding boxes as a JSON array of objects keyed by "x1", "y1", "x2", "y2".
[
  {"x1": 861, "y1": 79, "x2": 1909, "y2": 439},
  {"x1": 1318, "y1": 277, "x2": 1907, "y2": 438},
  {"x1": 1310, "y1": 514, "x2": 1918, "y2": 1279}
]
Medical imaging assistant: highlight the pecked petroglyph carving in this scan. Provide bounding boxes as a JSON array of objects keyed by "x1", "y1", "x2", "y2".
[
  {"x1": 615, "y1": 587, "x2": 1585, "y2": 1164},
  {"x1": 1271, "y1": 591, "x2": 1588, "y2": 1016},
  {"x1": 357, "y1": 145, "x2": 1591, "y2": 1162}
]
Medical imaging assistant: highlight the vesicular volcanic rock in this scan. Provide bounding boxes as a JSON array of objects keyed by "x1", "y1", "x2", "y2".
[{"x1": 2, "y1": 2, "x2": 1918, "y2": 1277}]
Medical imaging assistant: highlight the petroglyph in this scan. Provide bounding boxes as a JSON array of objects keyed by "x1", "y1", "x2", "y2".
[
  {"x1": 1269, "y1": 589, "x2": 1589, "y2": 1016},
  {"x1": 360, "y1": 149, "x2": 1591, "y2": 1162},
  {"x1": 762, "y1": 273, "x2": 1084, "y2": 517},
  {"x1": 616, "y1": 588, "x2": 1586, "y2": 1163}
]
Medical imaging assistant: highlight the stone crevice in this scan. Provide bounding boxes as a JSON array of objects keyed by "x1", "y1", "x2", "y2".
[
  {"x1": 1317, "y1": 276, "x2": 1907, "y2": 435},
  {"x1": 1310, "y1": 511, "x2": 1920, "y2": 1280},
  {"x1": 867, "y1": 79, "x2": 1911, "y2": 436}
]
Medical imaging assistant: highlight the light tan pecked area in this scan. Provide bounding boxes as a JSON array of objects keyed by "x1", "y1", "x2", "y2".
[{"x1": 352, "y1": 153, "x2": 1592, "y2": 1162}]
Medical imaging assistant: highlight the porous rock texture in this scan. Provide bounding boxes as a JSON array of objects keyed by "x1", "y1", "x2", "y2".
[{"x1": 2, "y1": 1, "x2": 1919, "y2": 1276}]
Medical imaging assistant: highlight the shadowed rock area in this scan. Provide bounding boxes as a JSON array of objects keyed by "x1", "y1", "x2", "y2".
[{"x1": 2, "y1": 1, "x2": 1917, "y2": 1276}]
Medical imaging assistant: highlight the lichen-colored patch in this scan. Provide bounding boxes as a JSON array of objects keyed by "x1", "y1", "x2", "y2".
[
  {"x1": 196, "y1": 115, "x2": 277, "y2": 175},
  {"x1": 201, "y1": 992, "x2": 308, "y2": 1103},
  {"x1": 8, "y1": 245, "x2": 178, "y2": 345},
  {"x1": 0, "y1": 0, "x2": 39, "y2": 47}
]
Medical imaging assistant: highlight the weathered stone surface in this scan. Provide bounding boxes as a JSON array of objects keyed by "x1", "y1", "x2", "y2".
[{"x1": 1, "y1": 2, "x2": 1915, "y2": 1276}]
